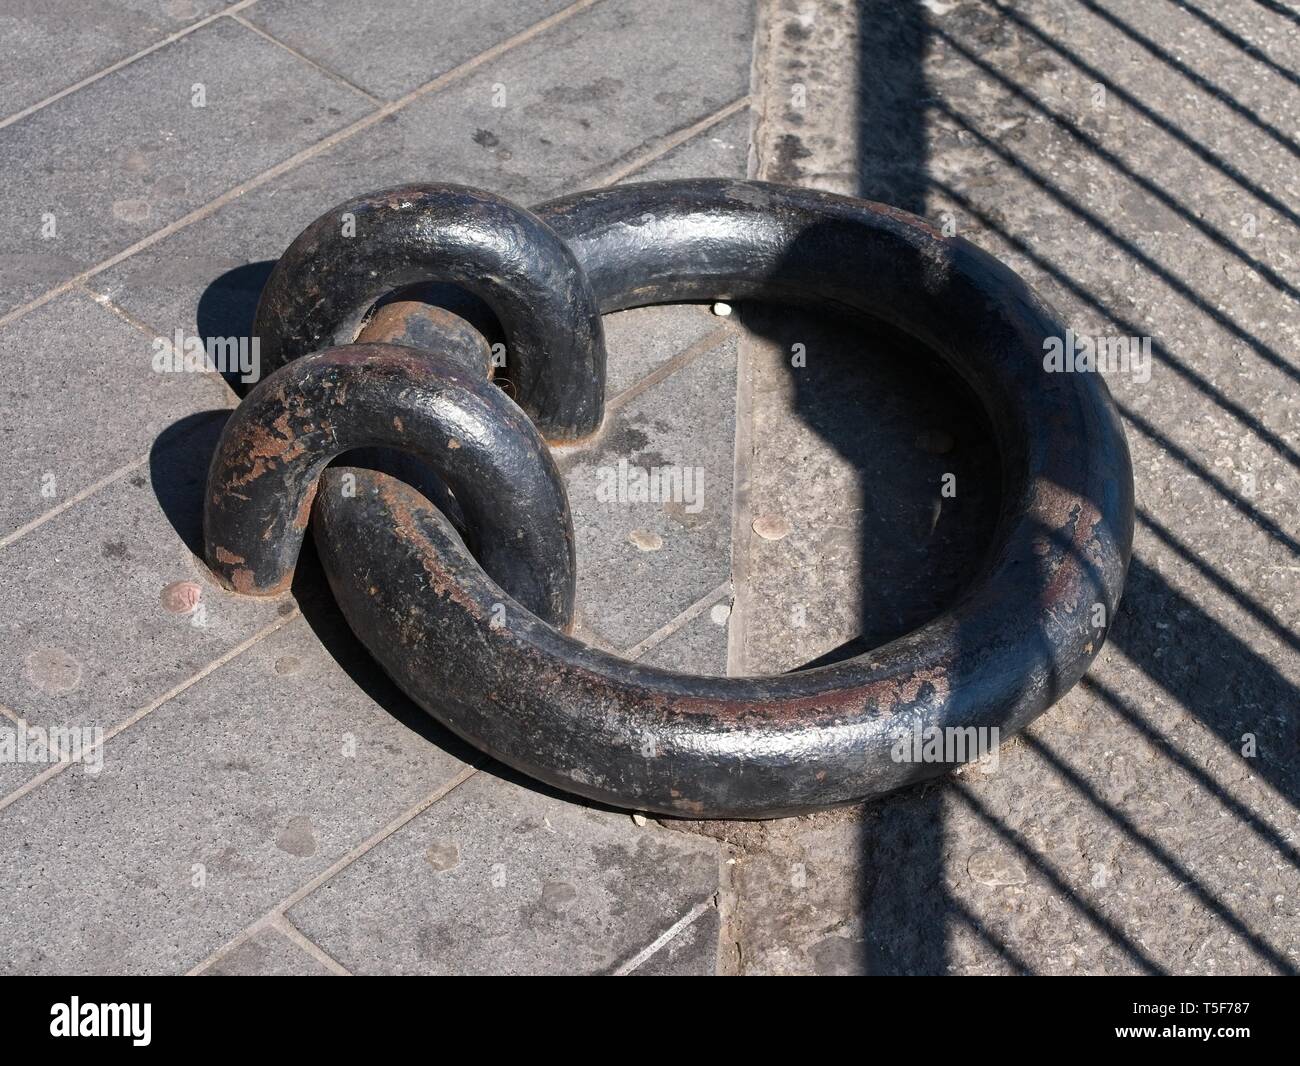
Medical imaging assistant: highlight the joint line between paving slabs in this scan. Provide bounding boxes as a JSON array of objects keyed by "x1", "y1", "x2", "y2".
[
  {"x1": 80, "y1": 283, "x2": 238, "y2": 393},
  {"x1": 79, "y1": 285, "x2": 235, "y2": 396},
  {"x1": 0, "y1": 455, "x2": 150, "y2": 551},
  {"x1": 0, "y1": 0, "x2": 260, "y2": 133},
  {"x1": 624, "y1": 580, "x2": 732, "y2": 661},
  {"x1": 0, "y1": 609, "x2": 300, "y2": 815},
  {"x1": 724, "y1": 0, "x2": 773, "y2": 678},
  {"x1": 592, "y1": 95, "x2": 752, "y2": 187},
  {"x1": 187, "y1": 761, "x2": 483, "y2": 976},
  {"x1": 0, "y1": 0, "x2": 604, "y2": 335},
  {"x1": 269, "y1": 914, "x2": 353, "y2": 976},
  {"x1": 0, "y1": 319, "x2": 232, "y2": 550},
  {"x1": 605, "y1": 324, "x2": 734, "y2": 415},
  {"x1": 80, "y1": 285, "x2": 175, "y2": 341},
  {"x1": 612, "y1": 898, "x2": 715, "y2": 975},
  {"x1": 745, "y1": 0, "x2": 776, "y2": 183},
  {"x1": 227, "y1": 12, "x2": 386, "y2": 105},
  {"x1": 725, "y1": 325, "x2": 757, "y2": 678}
]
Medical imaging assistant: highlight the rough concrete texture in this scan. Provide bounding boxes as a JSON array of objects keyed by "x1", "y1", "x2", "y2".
[
  {"x1": 706, "y1": 0, "x2": 1299, "y2": 975},
  {"x1": 0, "y1": 0, "x2": 754, "y2": 975},
  {"x1": 1, "y1": 0, "x2": 1295, "y2": 976}
]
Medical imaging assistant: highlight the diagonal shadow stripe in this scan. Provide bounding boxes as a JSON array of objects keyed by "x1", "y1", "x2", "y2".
[
  {"x1": 1022, "y1": 732, "x2": 1297, "y2": 974},
  {"x1": 930, "y1": 103, "x2": 1300, "y2": 394},
  {"x1": 952, "y1": 785, "x2": 1166, "y2": 974},
  {"x1": 1110, "y1": 556, "x2": 1300, "y2": 808},
  {"x1": 1172, "y1": 0, "x2": 1300, "y2": 90},
  {"x1": 1082, "y1": 675, "x2": 1300, "y2": 871},
  {"x1": 930, "y1": 177, "x2": 1300, "y2": 481},
  {"x1": 934, "y1": 26, "x2": 1300, "y2": 305}
]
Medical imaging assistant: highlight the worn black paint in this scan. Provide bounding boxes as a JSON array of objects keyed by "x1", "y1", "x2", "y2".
[{"x1": 203, "y1": 341, "x2": 574, "y2": 627}]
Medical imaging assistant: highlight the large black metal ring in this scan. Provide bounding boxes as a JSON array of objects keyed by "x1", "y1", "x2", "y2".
[{"x1": 210, "y1": 178, "x2": 1134, "y2": 819}]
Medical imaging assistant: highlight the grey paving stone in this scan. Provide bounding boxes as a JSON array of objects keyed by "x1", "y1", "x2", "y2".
[
  {"x1": 632, "y1": 107, "x2": 753, "y2": 183},
  {"x1": 287, "y1": 769, "x2": 721, "y2": 974},
  {"x1": 737, "y1": 304, "x2": 999, "y2": 673},
  {"x1": 0, "y1": 714, "x2": 56, "y2": 797},
  {"x1": 0, "y1": 617, "x2": 472, "y2": 975},
  {"x1": 0, "y1": 413, "x2": 287, "y2": 745},
  {"x1": 388, "y1": 0, "x2": 754, "y2": 198},
  {"x1": 90, "y1": 0, "x2": 756, "y2": 344},
  {"x1": 244, "y1": 0, "x2": 575, "y2": 101},
  {"x1": 627, "y1": 905, "x2": 720, "y2": 975},
  {"x1": 0, "y1": 756, "x2": 34, "y2": 794},
  {"x1": 0, "y1": 17, "x2": 372, "y2": 315},
  {"x1": 559, "y1": 336, "x2": 738, "y2": 651},
  {"x1": 201, "y1": 926, "x2": 336, "y2": 976},
  {"x1": 0, "y1": 291, "x2": 232, "y2": 538},
  {"x1": 0, "y1": 706, "x2": 114, "y2": 800},
  {"x1": 637, "y1": 599, "x2": 732, "y2": 677},
  {"x1": 601, "y1": 303, "x2": 726, "y2": 397},
  {"x1": 0, "y1": 0, "x2": 228, "y2": 118}
]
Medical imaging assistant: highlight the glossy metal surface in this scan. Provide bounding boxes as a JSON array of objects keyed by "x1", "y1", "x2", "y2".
[{"x1": 208, "y1": 178, "x2": 1134, "y2": 818}]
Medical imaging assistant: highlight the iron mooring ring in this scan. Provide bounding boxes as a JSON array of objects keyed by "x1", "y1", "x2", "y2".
[{"x1": 204, "y1": 178, "x2": 1135, "y2": 820}]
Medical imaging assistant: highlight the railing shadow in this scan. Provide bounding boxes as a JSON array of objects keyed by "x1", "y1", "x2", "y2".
[{"x1": 759, "y1": 0, "x2": 1300, "y2": 975}]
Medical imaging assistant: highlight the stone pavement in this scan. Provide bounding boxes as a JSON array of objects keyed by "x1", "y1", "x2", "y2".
[
  {"x1": 0, "y1": 0, "x2": 752, "y2": 976},
  {"x1": 0, "y1": 0, "x2": 1296, "y2": 975}
]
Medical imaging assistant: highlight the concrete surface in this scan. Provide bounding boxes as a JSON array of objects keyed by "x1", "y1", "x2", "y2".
[
  {"x1": 0, "y1": 0, "x2": 1295, "y2": 975},
  {"x1": 719, "y1": 0, "x2": 1299, "y2": 975}
]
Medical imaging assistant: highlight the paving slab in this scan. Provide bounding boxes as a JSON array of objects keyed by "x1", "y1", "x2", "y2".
[
  {"x1": 89, "y1": 0, "x2": 756, "y2": 347},
  {"x1": 200, "y1": 925, "x2": 336, "y2": 976},
  {"x1": 632, "y1": 107, "x2": 754, "y2": 184},
  {"x1": 0, "y1": 616, "x2": 472, "y2": 975},
  {"x1": 560, "y1": 336, "x2": 739, "y2": 651},
  {"x1": 638, "y1": 599, "x2": 733, "y2": 677},
  {"x1": 401, "y1": 0, "x2": 752, "y2": 196},
  {"x1": 0, "y1": 410, "x2": 288, "y2": 752},
  {"x1": 0, "y1": 0, "x2": 228, "y2": 118},
  {"x1": 243, "y1": 0, "x2": 576, "y2": 101},
  {"x1": 287, "y1": 768, "x2": 721, "y2": 975},
  {"x1": 0, "y1": 712, "x2": 55, "y2": 798},
  {"x1": 0, "y1": 290, "x2": 232, "y2": 538},
  {"x1": 0, "y1": 17, "x2": 372, "y2": 315},
  {"x1": 601, "y1": 303, "x2": 726, "y2": 398},
  {"x1": 628, "y1": 905, "x2": 721, "y2": 975}
]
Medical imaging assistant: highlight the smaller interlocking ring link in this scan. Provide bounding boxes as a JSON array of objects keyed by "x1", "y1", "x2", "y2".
[
  {"x1": 205, "y1": 178, "x2": 1135, "y2": 819},
  {"x1": 253, "y1": 184, "x2": 607, "y2": 442},
  {"x1": 204, "y1": 341, "x2": 574, "y2": 626}
]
